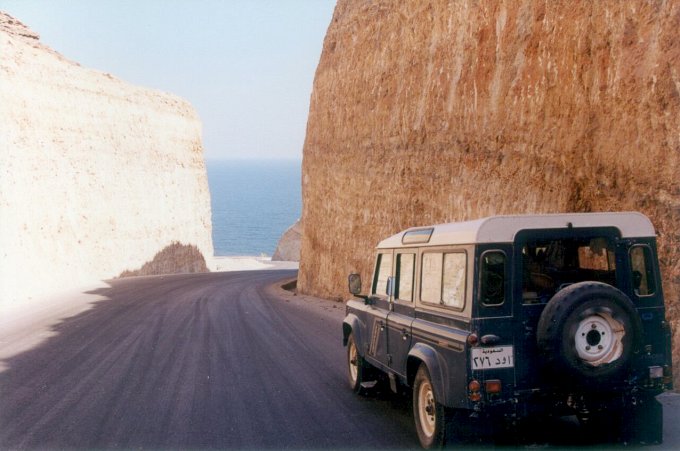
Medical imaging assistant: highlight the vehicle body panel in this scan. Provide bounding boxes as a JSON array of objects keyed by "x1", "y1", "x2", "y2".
[{"x1": 343, "y1": 213, "x2": 672, "y2": 446}]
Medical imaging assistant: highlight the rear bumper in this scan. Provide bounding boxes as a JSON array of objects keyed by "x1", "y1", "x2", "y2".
[{"x1": 481, "y1": 386, "x2": 666, "y2": 419}]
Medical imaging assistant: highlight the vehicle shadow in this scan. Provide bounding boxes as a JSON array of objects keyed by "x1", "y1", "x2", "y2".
[{"x1": 360, "y1": 377, "x2": 662, "y2": 449}]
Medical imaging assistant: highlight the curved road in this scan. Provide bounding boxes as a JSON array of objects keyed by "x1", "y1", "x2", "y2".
[
  {"x1": 0, "y1": 271, "x2": 418, "y2": 449},
  {"x1": 1, "y1": 271, "x2": 678, "y2": 449}
]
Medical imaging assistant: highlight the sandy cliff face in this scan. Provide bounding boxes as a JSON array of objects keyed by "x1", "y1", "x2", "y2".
[
  {"x1": 299, "y1": 1, "x2": 679, "y2": 382},
  {"x1": 0, "y1": 13, "x2": 213, "y2": 302}
]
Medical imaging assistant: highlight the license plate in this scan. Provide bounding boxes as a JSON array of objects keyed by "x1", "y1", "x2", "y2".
[{"x1": 471, "y1": 346, "x2": 514, "y2": 370}]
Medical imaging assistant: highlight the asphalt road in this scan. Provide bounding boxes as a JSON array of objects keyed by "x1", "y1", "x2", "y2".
[
  {"x1": 0, "y1": 270, "x2": 678, "y2": 449},
  {"x1": 0, "y1": 271, "x2": 419, "y2": 449}
]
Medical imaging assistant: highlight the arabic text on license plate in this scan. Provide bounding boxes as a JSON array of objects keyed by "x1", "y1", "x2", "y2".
[{"x1": 471, "y1": 346, "x2": 514, "y2": 370}]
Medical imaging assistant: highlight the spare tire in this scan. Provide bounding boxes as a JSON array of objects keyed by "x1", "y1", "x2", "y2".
[{"x1": 536, "y1": 282, "x2": 641, "y2": 384}]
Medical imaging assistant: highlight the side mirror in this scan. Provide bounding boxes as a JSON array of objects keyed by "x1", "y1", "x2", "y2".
[
  {"x1": 348, "y1": 273, "x2": 370, "y2": 303},
  {"x1": 348, "y1": 273, "x2": 362, "y2": 295}
]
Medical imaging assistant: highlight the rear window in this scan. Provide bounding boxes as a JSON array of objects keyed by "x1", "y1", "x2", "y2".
[
  {"x1": 578, "y1": 238, "x2": 616, "y2": 271},
  {"x1": 480, "y1": 251, "x2": 506, "y2": 306},
  {"x1": 522, "y1": 236, "x2": 616, "y2": 304}
]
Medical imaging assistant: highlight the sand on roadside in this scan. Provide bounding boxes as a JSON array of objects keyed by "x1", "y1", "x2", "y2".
[{"x1": 208, "y1": 256, "x2": 299, "y2": 272}]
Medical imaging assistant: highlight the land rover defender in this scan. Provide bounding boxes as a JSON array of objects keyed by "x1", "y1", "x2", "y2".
[{"x1": 342, "y1": 213, "x2": 672, "y2": 448}]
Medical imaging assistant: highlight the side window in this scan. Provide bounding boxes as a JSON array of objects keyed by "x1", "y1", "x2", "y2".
[
  {"x1": 630, "y1": 245, "x2": 656, "y2": 296},
  {"x1": 480, "y1": 251, "x2": 505, "y2": 306},
  {"x1": 372, "y1": 252, "x2": 393, "y2": 297},
  {"x1": 421, "y1": 252, "x2": 466, "y2": 310},
  {"x1": 395, "y1": 253, "x2": 415, "y2": 302},
  {"x1": 421, "y1": 253, "x2": 443, "y2": 304},
  {"x1": 442, "y1": 253, "x2": 466, "y2": 308}
]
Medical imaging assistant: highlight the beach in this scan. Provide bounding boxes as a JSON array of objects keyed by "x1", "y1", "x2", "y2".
[{"x1": 209, "y1": 255, "x2": 299, "y2": 272}]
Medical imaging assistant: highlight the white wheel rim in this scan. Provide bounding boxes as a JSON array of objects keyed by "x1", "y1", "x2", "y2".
[
  {"x1": 574, "y1": 312, "x2": 625, "y2": 366},
  {"x1": 349, "y1": 341, "x2": 358, "y2": 383},
  {"x1": 418, "y1": 380, "x2": 436, "y2": 438}
]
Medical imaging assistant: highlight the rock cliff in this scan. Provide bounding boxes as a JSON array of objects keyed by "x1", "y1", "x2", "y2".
[
  {"x1": 299, "y1": 1, "x2": 679, "y2": 382},
  {"x1": 272, "y1": 220, "x2": 302, "y2": 262},
  {"x1": 0, "y1": 13, "x2": 214, "y2": 302}
]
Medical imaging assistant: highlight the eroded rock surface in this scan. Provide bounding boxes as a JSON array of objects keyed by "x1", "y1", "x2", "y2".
[
  {"x1": 0, "y1": 12, "x2": 213, "y2": 302},
  {"x1": 299, "y1": 1, "x2": 679, "y2": 381},
  {"x1": 272, "y1": 220, "x2": 302, "y2": 262}
]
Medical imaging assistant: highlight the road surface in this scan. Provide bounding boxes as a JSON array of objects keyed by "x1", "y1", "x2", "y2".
[{"x1": 0, "y1": 271, "x2": 678, "y2": 449}]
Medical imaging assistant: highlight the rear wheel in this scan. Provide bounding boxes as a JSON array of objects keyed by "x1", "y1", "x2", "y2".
[{"x1": 413, "y1": 365, "x2": 447, "y2": 448}]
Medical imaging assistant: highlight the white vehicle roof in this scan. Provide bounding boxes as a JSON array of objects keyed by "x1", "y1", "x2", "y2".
[{"x1": 377, "y1": 212, "x2": 655, "y2": 249}]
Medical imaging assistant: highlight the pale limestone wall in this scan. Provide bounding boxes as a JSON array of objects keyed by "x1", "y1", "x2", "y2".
[
  {"x1": 299, "y1": 1, "x2": 679, "y2": 383},
  {"x1": 0, "y1": 13, "x2": 214, "y2": 302}
]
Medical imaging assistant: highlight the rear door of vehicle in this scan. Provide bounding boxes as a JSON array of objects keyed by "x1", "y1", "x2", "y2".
[
  {"x1": 622, "y1": 238, "x2": 671, "y2": 380},
  {"x1": 386, "y1": 251, "x2": 416, "y2": 377},
  {"x1": 512, "y1": 228, "x2": 621, "y2": 390},
  {"x1": 472, "y1": 245, "x2": 515, "y2": 395}
]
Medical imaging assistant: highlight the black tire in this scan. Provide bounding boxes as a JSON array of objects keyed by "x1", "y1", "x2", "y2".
[
  {"x1": 413, "y1": 365, "x2": 447, "y2": 449},
  {"x1": 347, "y1": 333, "x2": 368, "y2": 393},
  {"x1": 536, "y1": 282, "x2": 641, "y2": 384}
]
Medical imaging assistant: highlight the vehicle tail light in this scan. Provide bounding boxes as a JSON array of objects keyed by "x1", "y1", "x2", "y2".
[
  {"x1": 663, "y1": 365, "x2": 673, "y2": 388},
  {"x1": 467, "y1": 333, "x2": 478, "y2": 346},
  {"x1": 485, "y1": 379, "x2": 502, "y2": 394},
  {"x1": 468, "y1": 379, "x2": 481, "y2": 402}
]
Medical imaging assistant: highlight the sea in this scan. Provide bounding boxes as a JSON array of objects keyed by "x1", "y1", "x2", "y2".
[{"x1": 206, "y1": 159, "x2": 302, "y2": 256}]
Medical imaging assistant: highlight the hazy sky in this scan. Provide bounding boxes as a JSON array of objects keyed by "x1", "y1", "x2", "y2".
[{"x1": 2, "y1": 0, "x2": 336, "y2": 160}]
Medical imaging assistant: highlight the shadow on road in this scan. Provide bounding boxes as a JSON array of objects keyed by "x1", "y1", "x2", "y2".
[{"x1": 363, "y1": 383, "x2": 679, "y2": 449}]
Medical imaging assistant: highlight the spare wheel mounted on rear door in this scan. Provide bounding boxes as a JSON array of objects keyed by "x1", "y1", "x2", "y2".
[{"x1": 536, "y1": 281, "x2": 642, "y2": 384}]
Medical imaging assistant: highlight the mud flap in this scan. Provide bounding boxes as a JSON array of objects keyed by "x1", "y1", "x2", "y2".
[
  {"x1": 443, "y1": 409, "x2": 490, "y2": 446},
  {"x1": 622, "y1": 396, "x2": 663, "y2": 445}
]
